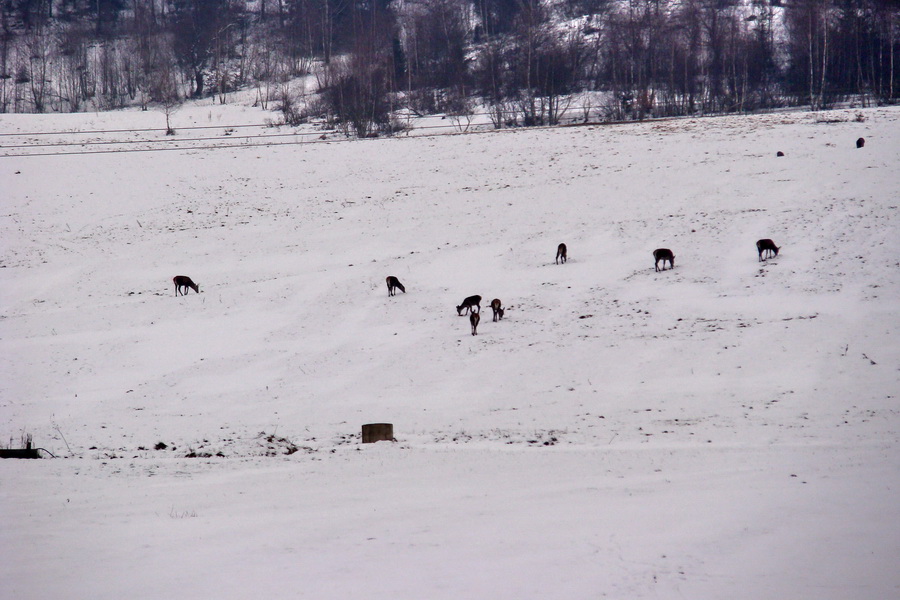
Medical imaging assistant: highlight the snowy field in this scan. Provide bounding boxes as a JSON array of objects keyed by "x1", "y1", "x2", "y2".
[{"x1": 1, "y1": 103, "x2": 899, "y2": 599}]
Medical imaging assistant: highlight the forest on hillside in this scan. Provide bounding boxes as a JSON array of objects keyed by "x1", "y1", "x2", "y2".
[{"x1": 1, "y1": 0, "x2": 897, "y2": 134}]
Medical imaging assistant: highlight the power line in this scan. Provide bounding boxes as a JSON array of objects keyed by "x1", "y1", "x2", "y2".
[
  {"x1": 0, "y1": 118, "x2": 572, "y2": 158},
  {"x1": 0, "y1": 129, "x2": 320, "y2": 150},
  {"x1": 0, "y1": 122, "x2": 274, "y2": 137},
  {"x1": 0, "y1": 109, "x2": 559, "y2": 142},
  {"x1": 0, "y1": 120, "x2": 506, "y2": 157},
  {"x1": 0, "y1": 137, "x2": 318, "y2": 157},
  {"x1": 0, "y1": 109, "x2": 748, "y2": 158}
]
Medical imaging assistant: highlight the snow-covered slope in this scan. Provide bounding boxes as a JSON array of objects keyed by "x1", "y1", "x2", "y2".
[{"x1": 1, "y1": 105, "x2": 898, "y2": 599}]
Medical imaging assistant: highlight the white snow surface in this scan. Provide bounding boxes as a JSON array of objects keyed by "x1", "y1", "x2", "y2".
[{"x1": 1, "y1": 104, "x2": 899, "y2": 599}]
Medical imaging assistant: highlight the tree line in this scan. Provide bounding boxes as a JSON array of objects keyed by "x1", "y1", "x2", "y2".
[{"x1": 1, "y1": 0, "x2": 897, "y2": 133}]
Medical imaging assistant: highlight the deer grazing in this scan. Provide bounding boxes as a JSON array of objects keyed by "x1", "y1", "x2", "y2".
[
  {"x1": 173, "y1": 275, "x2": 199, "y2": 296},
  {"x1": 490, "y1": 298, "x2": 504, "y2": 322},
  {"x1": 386, "y1": 276, "x2": 406, "y2": 296},
  {"x1": 653, "y1": 249, "x2": 675, "y2": 272},
  {"x1": 756, "y1": 239, "x2": 780, "y2": 261},
  {"x1": 556, "y1": 243, "x2": 567, "y2": 264},
  {"x1": 470, "y1": 310, "x2": 481, "y2": 336},
  {"x1": 456, "y1": 295, "x2": 481, "y2": 316}
]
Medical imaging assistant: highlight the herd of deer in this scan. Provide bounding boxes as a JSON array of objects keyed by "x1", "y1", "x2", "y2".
[
  {"x1": 388, "y1": 276, "x2": 495, "y2": 336},
  {"x1": 172, "y1": 239, "x2": 780, "y2": 335},
  {"x1": 171, "y1": 135, "x2": 869, "y2": 336},
  {"x1": 392, "y1": 239, "x2": 778, "y2": 336},
  {"x1": 174, "y1": 238, "x2": 781, "y2": 336}
]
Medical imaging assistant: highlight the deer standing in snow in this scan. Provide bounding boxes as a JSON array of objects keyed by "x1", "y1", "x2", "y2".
[
  {"x1": 756, "y1": 239, "x2": 780, "y2": 261},
  {"x1": 470, "y1": 310, "x2": 481, "y2": 336},
  {"x1": 173, "y1": 275, "x2": 199, "y2": 296},
  {"x1": 386, "y1": 276, "x2": 406, "y2": 296},
  {"x1": 653, "y1": 249, "x2": 675, "y2": 272},
  {"x1": 456, "y1": 295, "x2": 481, "y2": 316},
  {"x1": 490, "y1": 298, "x2": 504, "y2": 322},
  {"x1": 556, "y1": 243, "x2": 567, "y2": 264}
]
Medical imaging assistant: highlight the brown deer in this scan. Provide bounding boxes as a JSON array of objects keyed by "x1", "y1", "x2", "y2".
[
  {"x1": 173, "y1": 275, "x2": 199, "y2": 296},
  {"x1": 470, "y1": 310, "x2": 481, "y2": 336},
  {"x1": 556, "y1": 243, "x2": 567, "y2": 264},
  {"x1": 490, "y1": 298, "x2": 504, "y2": 322},
  {"x1": 653, "y1": 249, "x2": 675, "y2": 272},
  {"x1": 856, "y1": 137, "x2": 865, "y2": 148},
  {"x1": 386, "y1": 276, "x2": 406, "y2": 296},
  {"x1": 456, "y1": 295, "x2": 481, "y2": 316},
  {"x1": 756, "y1": 239, "x2": 780, "y2": 261}
]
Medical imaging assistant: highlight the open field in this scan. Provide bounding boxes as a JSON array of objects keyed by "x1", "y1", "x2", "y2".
[{"x1": 2, "y1": 104, "x2": 899, "y2": 599}]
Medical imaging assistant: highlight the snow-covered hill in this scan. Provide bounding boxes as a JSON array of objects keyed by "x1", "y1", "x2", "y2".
[{"x1": 2, "y1": 105, "x2": 898, "y2": 599}]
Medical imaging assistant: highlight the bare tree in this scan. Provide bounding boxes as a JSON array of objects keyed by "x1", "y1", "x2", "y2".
[
  {"x1": 24, "y1": 27, "x2": 51, "y2": 112},
  {"x1": 318, "y1": 0, "x2": 396, "y2": 137},
  {"x1": 152, "y1": 56, "x2": 181, "y2": 134},
  {"x1": 172, "y1": 0, "x2": 241, "y2": 98}
]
